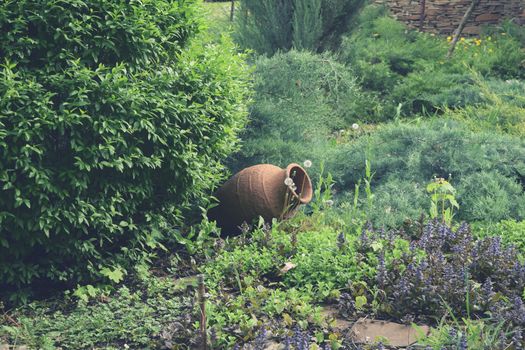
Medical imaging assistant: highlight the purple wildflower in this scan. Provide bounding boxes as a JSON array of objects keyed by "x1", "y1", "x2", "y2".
[
  {"x1": 254, "y1": 327, "x2": 267, "y2": 350},
  {"x1": 512, "y1": 329, "x2": 523, "y2": 349},
  {"x1": 337, "y1": 232, "x2": 346, "y2": 250},
  {"x1": 459, "y1": 333, "x2": 468, "y2": 350},
  {"x1": 376, "y1": 252, "x2": 387, "y2": 287}
]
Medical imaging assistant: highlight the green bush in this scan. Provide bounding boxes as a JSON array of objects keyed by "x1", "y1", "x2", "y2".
[
  {"x1": 448, "y1": 78, "x2": 525, "y2": 137},
  {"x1": 229, "y1": 50, "x2": 369, "y2": 176},
  {"x1": 458, "y1": 172, "x2": 525, "y2": 222},
  {"x1": 358, "y1": 180, "x2": 428, "y2": 228},
  {"x1": 235, "y1": 0, "x2": 365, "y2": 55},
  {"x1": 0, "y1": 0, "x2": 249, "y2": 297},
  {"x1": 339, "y1": 6, "x2": 447, "y2": 118},
  {"x1": 339, "y1": 5, "x2": 525, "y2": 119},
  {"x1": 331, "y1": 119, "x2": 525, "y2": 226}
]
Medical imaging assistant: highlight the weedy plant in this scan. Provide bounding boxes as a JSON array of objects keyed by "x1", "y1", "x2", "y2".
[
  {"x1": 310, "y1": 161, "x2": 335, "y2": 215},
  {"x1": 426, "y1": 176, "x2": 459, "y2": 226}
]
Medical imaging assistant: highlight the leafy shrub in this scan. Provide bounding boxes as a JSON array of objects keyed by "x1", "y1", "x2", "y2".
[
  {"x1": 229, "y1": 50, "x2": 369, "y2": 177},
  {"x1": 0, "y1": 0, "x2": 249, "y2": 297},
  {"x1": 235, "y1": 0, "x2": 366, "y2": 55},
  {"x1": 331, "y1": 119, "x2": 525, "y2": 226}
]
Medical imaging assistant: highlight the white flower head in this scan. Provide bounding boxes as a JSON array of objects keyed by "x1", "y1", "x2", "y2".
[
  {"x1": 324, "y1": 199, "x2": 334, "y2": 207},
  {"x1": 303, "y1": 159, "x2": 312, "y2": 168},
  {"x1": 352, "y1": 123, "x2": 359, "y2": 130},
  {"x1": 284, "y1": 177, "x2": 295, "y2": 187}
]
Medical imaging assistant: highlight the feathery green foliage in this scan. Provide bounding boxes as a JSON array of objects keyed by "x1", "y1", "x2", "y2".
[
  {"x1": 235, "y1": 0, "x2": 365, "y2": 55},
  {"x1": 229, "y1": 50, "x2": 368, "y2": 178},
  {"x1": 331, "y1": 119, "x2": 525, "y2": 227}
]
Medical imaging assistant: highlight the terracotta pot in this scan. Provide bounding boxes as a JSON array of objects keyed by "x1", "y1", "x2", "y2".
[{"x1": 208, "y1": 163, "x2": 313, "y2": 234}]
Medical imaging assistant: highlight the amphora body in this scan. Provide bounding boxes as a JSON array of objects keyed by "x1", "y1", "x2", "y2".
[{"x1": 209, "y1": 163, "x2": 313, "y2": 233}]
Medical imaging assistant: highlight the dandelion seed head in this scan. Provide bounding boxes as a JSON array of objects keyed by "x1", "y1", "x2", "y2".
[
  {"x1": 352, "y1": 123, "x2": 359, "y2": 130},
  {"x1": 284, "y1": 177, "x2": 294, "y2": 187},
  {"x1": 303, "y1": 160, "x2": 312, "y2": 168}
]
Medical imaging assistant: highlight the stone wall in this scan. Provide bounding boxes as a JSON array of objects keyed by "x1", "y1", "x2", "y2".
[{"x1": 374, "y1": 0, "x2": 525, "y2": 35}]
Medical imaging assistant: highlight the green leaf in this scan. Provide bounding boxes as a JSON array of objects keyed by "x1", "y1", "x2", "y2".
[
  {"x1": 100, "y1": 267, "x2": 125, "y2": 283},
  {"x1": 355, "y1": 295, "x2": 367, "y2": 310},
  {"x1": 370, "y1": 241, "x2": 383, "y2": 252}
]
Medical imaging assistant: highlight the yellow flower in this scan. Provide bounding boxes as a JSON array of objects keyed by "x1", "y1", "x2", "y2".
[
  {"x1": 460, "y1": 37, "x2": 465, "y2": 42},
  {"x1": 447, "y1": 36, "x2": 452, "y2": 42}
]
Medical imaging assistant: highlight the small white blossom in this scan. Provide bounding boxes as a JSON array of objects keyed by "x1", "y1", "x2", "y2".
[
  {"x1": 303, "y1": 159, "x2": 312, "y2": 168},
  {"x1": 324, "y1": 199, "x2": 334, "y2": 207},
  {"x1": 352, "y1": 123, "x2": 359, "y2": 130},
  {"x1": 284, "y1": 177, "x2": 295, "y2": 187}
]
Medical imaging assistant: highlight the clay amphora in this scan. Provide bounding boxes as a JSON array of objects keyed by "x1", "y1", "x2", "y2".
[{"x1": 208, "y1": 163, "x2": 313, "y2": 234}]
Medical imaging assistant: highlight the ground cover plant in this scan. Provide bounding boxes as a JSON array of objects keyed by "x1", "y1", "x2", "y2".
[
  {"x1": 1, "y1": 275, "x2": 196, "y2": 349},
  {"x1": 4, "y1": 209, "x2": 525, "y2": 349},
  {"x1": 2, "y1": 1, "x2": 525, "y2": 349}
]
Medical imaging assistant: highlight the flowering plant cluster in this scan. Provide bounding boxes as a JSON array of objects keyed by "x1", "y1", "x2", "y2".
[{"x1": 340, "y1": 220, "x2": 525, "y2": 347}]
